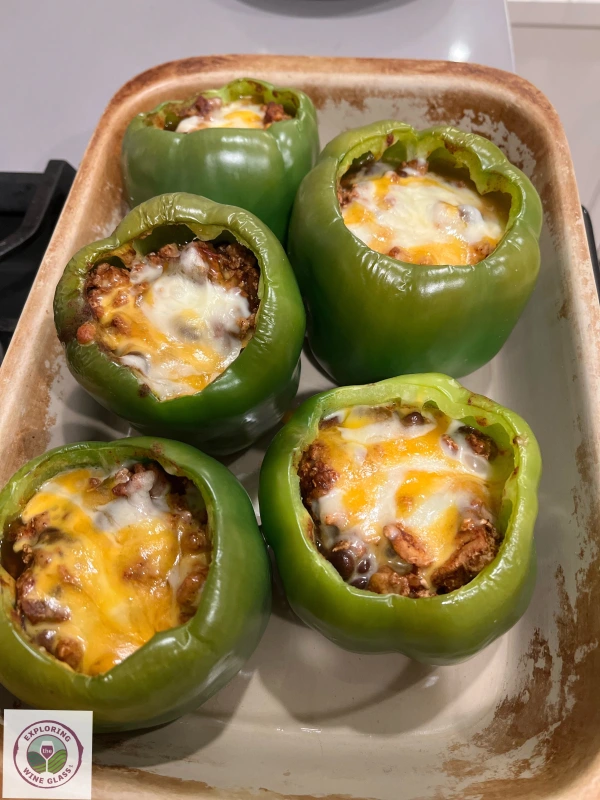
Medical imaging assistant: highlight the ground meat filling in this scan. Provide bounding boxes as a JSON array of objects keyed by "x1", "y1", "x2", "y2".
[
  {"x1": 297, "y1": 405, "x2": 508, "y2": 597},
  {"x1": 75, "y1": 238, "x2": 260, "y2": 400},
  {"x1": 338, "y1": 154, "x2": 506, "y2": 266},
  {"x1": 167, "y1": 93, "x2": 292, "y2": 134},
  {"x1": 298, "y1": 442, "x2": 339, "y2": 507},
  {"x1": 3, "y1": 462, "x2": 211, "y2": 675}
]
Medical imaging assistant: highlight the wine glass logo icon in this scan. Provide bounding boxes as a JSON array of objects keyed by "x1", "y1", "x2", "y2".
[
  {"x1": 40, "y1": 741, "x2": 54, "y2": 766},
  {"x1": 26, "y1": 734, "x2": 68, "y2": 775},
  {"x1": 14, "y1": 720, "x2": 85, "y2": 790}
]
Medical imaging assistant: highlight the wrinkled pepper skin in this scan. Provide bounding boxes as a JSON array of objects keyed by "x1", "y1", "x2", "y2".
[
  {"x1": 122, "y1": 78, "x2": 320, "y2": 243},
  {"x1": 259, "y1": 374, "x2": 541, "y2": 665},
  {"x1": 288, "y1": 122, "x2": 543, "y2": 385},
  {"x1": 0, "y1": 437, "x2": 271, "y2": 732},
  {"x1": 53, "y1": 193, "x2": 305, "y2": 455}
]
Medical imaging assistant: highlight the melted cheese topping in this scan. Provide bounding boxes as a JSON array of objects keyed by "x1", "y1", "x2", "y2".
[
  {"x1": 311, "y1": 406, "x2": 504, "y2": 586},
  {"x1": 341, "y1": 161, "x2": 505, "y2": 265},
  {"x1": 96, "y1": 243, "x2": 251, "y2": 400},
  {"x1": 176, "y1": 98, "x2": 265, "y2": 133},
  {"x1": 16, "y1": 467, "x2": 208, "y2": 676}
]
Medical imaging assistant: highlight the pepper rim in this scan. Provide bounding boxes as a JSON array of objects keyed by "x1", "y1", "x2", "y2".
[
  {"x1": 137, "y1": 77, "x2": 312, "y2": 137},
  {"x1": 263, "y1": 373, "x2": 541, "y2": 609},
  {"x1": 322, "y1": 120, "x2": 543, "y2": 276},
  {"x1": 54, "y1": 192, "x2": 305, "y2": 418},
  {"x1": 0, "y1": 437, "x2": 265, "y2": 684}
]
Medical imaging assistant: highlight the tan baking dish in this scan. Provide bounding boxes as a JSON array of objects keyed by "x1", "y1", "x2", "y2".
[{"x1": 1, "y1": 55, "x2": 599, "y2": 800}]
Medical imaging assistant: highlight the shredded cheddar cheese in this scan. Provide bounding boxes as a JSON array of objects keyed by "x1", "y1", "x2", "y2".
[
  {"x1": 302, "y1": 405, "x2": 506, "y2": 593},
  {"x1": 14, "y1": 466, "x2": 210, "y2": 675},
  {"x1": 341, "y1": 160, "x2": 505, "y2": 266},
  {"x1": 90, "y1": 241, "x2": 255, "y2": 401}
]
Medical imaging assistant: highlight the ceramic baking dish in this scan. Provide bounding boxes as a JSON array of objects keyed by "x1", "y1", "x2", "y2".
[{"x1": 0, "y1": 55, "x2": 598, "y2": 800}]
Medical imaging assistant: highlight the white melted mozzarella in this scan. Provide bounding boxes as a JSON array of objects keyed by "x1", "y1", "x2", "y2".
[
  {"x1": 125, "y1": 270, "x2": 249, "y2": 400},
  {"x1": 339, "y1": 416, "x2": 403, "y2": 445},
  {"x1": 107, "y1": 242, "x2": 253, "y2": 401},
  {"x1": 313, "y1": 409, "x2": 495, "y2": 569},
  {"x1": 402, "y1": 485, "x2": 475, "y2": 534},
  {"x1": 179, "y1": 242, "x2": 209, "y2": 276},
  {"x1": 95, "y1": 491, "x2": 168, "y2": 534},
  {"x1": 339, "y1": 407, "x2": 436, "y2": 445},
  {"x1": 444, "y1": 420, "x2": 492, "y2": 478},
  {"x1": 319, "y1": 466, "x2": 407, "y2": 543},
  {"x1": 40, "y1": 472, "x2": 170, "y2": 536},
  {"x1": 176, "y1": 116, "x2": 205, "y2": 133},
  {"x1": 175, "y1": 99, "x2": 265, "y2": 133},
  {"x1": 344, "y1": 161, "x2": 503, "y2": 255},
  {"x1": 318, "y1": 487, "x2": 349, "y2": 530},
  {"x1": 143, "y1": 273, "x2": 249, "y2": 350},
  {"x1": 130, "y1": 260, "x2": 163, "y2": 284}
]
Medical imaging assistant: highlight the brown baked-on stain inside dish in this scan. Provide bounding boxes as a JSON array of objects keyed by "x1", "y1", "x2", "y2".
[
  {"x1": 298, "y1": 403, "x2": 513, "y2": 596},
  {"x1": 75, "y1": 233, "x2": 260, "y2": 401},
  {"x1": 1, "y1": 461, "x2": 211, "y2": 676}
]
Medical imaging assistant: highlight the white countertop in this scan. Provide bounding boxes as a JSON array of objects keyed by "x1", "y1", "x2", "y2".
[{"x1": 1, "y1": 0, "x2": 513, "y2": 172}]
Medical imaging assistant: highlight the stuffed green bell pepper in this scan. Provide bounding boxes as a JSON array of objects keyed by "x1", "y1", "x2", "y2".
[
  {"x1": 288, "y1": 121, "x2": 543, "y2": 385},
  {"x1": 53, "y1": 193, "x2": 305, "y2": 455},
  {"x1": 259, "y1": 373, "x2": 541, "y2": 665},
  {"x1": 122, "y1": 77, "x2": 320, "y2": 243},
  {"x1": 0, "y1": 437, "x2": 270, "y2": 731}
]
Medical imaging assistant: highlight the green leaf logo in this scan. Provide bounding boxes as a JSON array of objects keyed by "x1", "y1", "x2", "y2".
[
  {"x1": 47, "y1": 749, "x2": 68, "y2": 774},
  {"x1": 26, "y1": 750, "x2": 46, "y2": 773}
]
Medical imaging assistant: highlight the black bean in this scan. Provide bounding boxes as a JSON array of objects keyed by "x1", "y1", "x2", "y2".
[
  {"x1": 350, "y1": 576, "x2": 369, "y2": 589},
  {"x1": 402, "y1": 411, "x2": 425, "y2": 427},
  {"x1": 36, "y1": 629, "x2": 55, "y2": 649},
  {"x1": 357, "y1": 558, "x2": 371, "y2": 574},
  {"x1": 328, "y1": 549, "x2": 355, "y2": 581}
]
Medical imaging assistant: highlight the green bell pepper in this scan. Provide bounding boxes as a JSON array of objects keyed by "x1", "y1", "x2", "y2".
[
  {"x1": 53, "y1": 193, "x2": 305, "y2": 455},
  {"x1": 288, "y1": 121, "x2": 543, "y2": 385},
  {"x1": 259, "y1": 373, "x2": 541, "y2": 665},
  {"x1": 122, "y1": 77, "x2": 320, "y2": 243},
  {"x1": 0, "y1": 437, "x2": 271, "y2": 732}
]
